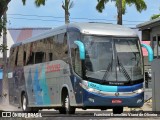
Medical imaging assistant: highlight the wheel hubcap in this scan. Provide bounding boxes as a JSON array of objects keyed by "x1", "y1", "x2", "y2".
[
  {"x1": 22, "y1": 97, "x2": 27, "y2": 111},
  {"x1": 65, "y1": 96, "x2": 69, "y2": 111}
]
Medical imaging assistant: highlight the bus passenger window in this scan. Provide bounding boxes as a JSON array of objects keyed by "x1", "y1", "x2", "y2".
[
  {"x1": 15, "y1": 49, "x2": 18, "y2": 66},
  {"x1": 23, "y1": 51, "x2": 26, "y2": 66},
  {"x1": 45, "y1": 37, "x2": 54, "y2": 62},
  {"x1": 27, "y1": 52, "x2": 35, "y2": 65},
  {"x1": 16, "y1": 46, "x2": 24, "y2": 67},
  {"x1": 63, "y1": 34, "x2": 68, "y2": 54},
  {"x1": 35, "y1": 52, "x2": 45, "y2": 64},
  {"x1": 49, "y1": 53, "x2": 53, "y2": 61},
  {"x1": 9, "y1": 48, "x2": 15, "y2": 68}
]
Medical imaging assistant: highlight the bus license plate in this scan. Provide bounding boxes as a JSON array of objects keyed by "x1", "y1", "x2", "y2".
[{"x1": 112, "y1": 99, "x2": 122, "y2": 103}]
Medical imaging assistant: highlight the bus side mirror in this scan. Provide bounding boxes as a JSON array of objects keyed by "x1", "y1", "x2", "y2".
[
  {"x1": 74, "y1": 40, "x2": 85, "y2": 60},
  {"x1": 141, "y1": 43, "x2": 153, "y2": 62}
]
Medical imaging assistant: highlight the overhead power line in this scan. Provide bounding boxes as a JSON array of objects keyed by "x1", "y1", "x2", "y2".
[
  {"x1": 8, "y1": 13, "x2": 146, "y2": 23},
  {"x1": 8, "y1": 13, "x2": 116, "y2": 21},
  {"x1": 8, "y1": 17, "x2": 65, "y2": 22},
  {"x1": 7, "y1": 17, "x2": 139, "y2": 26},
  {"x1": 8, "y1": 13, "x2": 64, "y2": 19}
]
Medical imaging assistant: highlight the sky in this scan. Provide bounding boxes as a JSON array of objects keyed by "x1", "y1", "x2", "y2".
[{"x1": 7, "y1": 0, "x2": 160, "y2": 28}]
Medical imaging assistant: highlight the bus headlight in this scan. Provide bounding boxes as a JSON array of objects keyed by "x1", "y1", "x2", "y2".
[
  {"x1": 134, "y1": 88, "x2": 144, "y2": 94},
  {"x1": 80, "y1": 80, "x2": 99, "y2": 93},
  {"x1": 80, "y1": 80, "x2": 89, "y2": 89},
  {"x1": 88, "y1": 88, "x2": 94, "y2": 92}
]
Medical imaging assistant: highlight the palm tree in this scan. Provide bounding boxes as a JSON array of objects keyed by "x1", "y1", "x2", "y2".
[
  {"x1": 0, "y1": 0, "x2": 10, "y2": 18},
  {"x1": 96, "y1": 0, "x2": 147, "y2": 25},
  {"x1": 0, "y1": 1, "x2": 9, "y2": 106},
  {"x1": 151, "y1": 14, "x2": 160, "y2": 20},
  {"x1": 151, "y1": 8, "x2": 160, "y2": 20},
  {"x1": 22, "y1": 0, "x2": 45, "y2": 6},
  {"x1": 1, "y1": 10, "x2": 8, "y2": 105},
  {"x1": 62, "y1": 0, "x2": 74, "y2": 24},
  {"x1": 22, "y1": 0, "x2": 74, "y2": 24},
  {"x1": 0, "y1": 0, "x2": 10, "y2": 36}
]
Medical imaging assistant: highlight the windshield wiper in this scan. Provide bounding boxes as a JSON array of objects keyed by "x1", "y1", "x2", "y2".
[
  {"x1": 117, "y1": 56, "x2": 132, "y2": 81},
  {"x1": 101, "y1": 55, "x2": 113, "y2": 81}
]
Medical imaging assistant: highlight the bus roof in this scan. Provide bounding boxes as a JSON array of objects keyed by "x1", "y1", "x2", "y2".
[
  {"x1": 12, "y1": 22, "x2": 138, "y2": 48},
  {"x1": 68, "y1": 22, "x2": 137, "y2": 37}
]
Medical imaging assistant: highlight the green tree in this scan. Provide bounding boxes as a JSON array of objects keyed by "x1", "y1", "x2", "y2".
[
  {"x1": 151, "y1": 14, "x2": 160, "y2": 20},
  {"x1": 0, "y1": 2, "x2": 9, "y2": 107},
  {"x1": 0, "y1": 0, "x2": 10, "y2": 18},
  {"x1": 22, "y1": 0, "x2": 74, "y2": 24},
  {"x1": 96, "y1": 0, "x2": 147, "y2": 25},
  {"x1": 0, "y1": 0, "x2": 10, "y2": 37},
  {"x1": 0, "y1": 0, "x2": 9, "y2": 55},
  {"x1": 151, "y1": 8, "x2": 160, "y2": 20},
  {"x1": 1, "y1": 10, "x2": 8, "y2": 106},
  {"x1": 22, "y1": 0, "x2": 46, "y2": 6}
]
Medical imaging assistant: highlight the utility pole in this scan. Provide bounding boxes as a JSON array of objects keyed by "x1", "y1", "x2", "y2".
[{"x1": 117, "y1": 0, "x2": 122, "y2": 25}]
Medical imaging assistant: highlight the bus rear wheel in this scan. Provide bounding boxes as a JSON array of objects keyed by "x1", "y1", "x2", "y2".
[
  {"x1": 59, "y1": 93, "x2": 75, "y2": 114},
  {"x1": 22, "y1": 93, "x2": 32, "y2": 112},
  {"x1": 113, "y1": 107, "x2": 123, "y2": 114}
]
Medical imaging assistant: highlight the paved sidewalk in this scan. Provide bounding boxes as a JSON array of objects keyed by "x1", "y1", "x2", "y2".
[{"x1": 0, "y1": 103, "x2": 19, "y2": 111}]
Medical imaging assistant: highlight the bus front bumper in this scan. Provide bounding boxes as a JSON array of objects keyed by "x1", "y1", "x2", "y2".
[{"x1": 82, "y1": 89, "x2": 144, "y2": 108}]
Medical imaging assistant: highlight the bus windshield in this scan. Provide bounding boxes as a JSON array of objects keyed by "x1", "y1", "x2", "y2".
[{"x1": 82, "y1": 35, "x2": 143, "y2": 83}]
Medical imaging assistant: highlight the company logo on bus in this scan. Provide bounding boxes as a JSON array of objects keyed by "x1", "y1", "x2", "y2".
[
  {"x1": 115, "y1": 92, "x2": 119, "y2": 96},
  {"x1": 46, "y1": 64, "x2": 60, "y2": 73},
  {"x1": 112, "y1": 99, "x2": 122, "y2": 104}
]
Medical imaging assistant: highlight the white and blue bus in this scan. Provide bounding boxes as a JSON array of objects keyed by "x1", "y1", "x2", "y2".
[{"x1": 8, "y1": 23, "x2": 153, "y2": 114}]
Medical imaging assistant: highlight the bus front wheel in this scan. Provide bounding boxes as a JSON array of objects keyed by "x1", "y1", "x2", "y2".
[
  {"x1": 22, "y1": 93, "x2": 32, "y2": 112},
  {"x1": 59, "y1": 93, "x2": 75, "y2": 114},
  {"x1": 113, "y1": 107, "x2": 123, "y2": 114}
]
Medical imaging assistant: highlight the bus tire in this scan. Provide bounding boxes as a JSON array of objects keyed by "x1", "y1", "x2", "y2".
[
  {"x1": 59, "y1": 93, "x2": 75, "y2": 114},
  {"x1": 21, "y1": 93, "x2": 32, "y2": 112},
  {"x1": 113, "y1": 107, "x2": 123, "y2": 114},
  {"x1": 65, "y1": 94, "x2": 75, "y2": 114}
]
